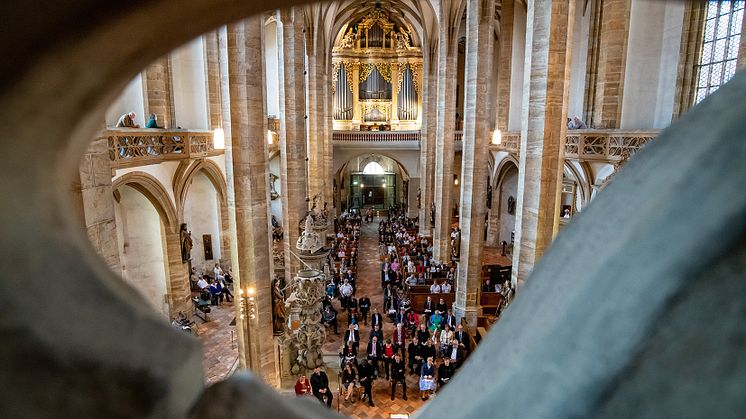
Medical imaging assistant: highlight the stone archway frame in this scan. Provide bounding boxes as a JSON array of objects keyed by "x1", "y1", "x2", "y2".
[
  {"x1": 562, "y1": 160, "x2": 593, "y2": 210},
  {"x1": 173, "y1": 158, "x2": 232, "y2": 271},
  {"x1": 113, "y1": 171, "x2": 179, "y2": 234},
  {"x1": 337, "y1": 152, "x2": 412, "y2": 209},
  {"x1": 112, "y1": 171, "x2": 191, "y2": 320},
  {"x1": 488, "y1": 155, "x2": 519, "y2": 246}
]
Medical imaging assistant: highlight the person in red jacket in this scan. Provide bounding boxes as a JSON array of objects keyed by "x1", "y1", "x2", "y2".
[{"x1": 294, "y1": 374, "x2": 311, "y2": 396}]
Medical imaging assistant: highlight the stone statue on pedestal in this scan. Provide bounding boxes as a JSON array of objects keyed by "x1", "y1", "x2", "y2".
[{"x1": 179, "y1": 223, "x2": 192, "y2": 262}]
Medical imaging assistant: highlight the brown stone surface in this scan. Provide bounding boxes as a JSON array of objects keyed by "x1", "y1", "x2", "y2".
[
  {"x1": 586, "y1": 0, "x2": 631, "y2": 129},
  {"x1": 225, "y1": 17, "x2": 278, "y2": 386},
  {"x1": 433, "y1": 0, "x2": 463, "y2": 261},
  {"x1": 455, "y1": 0, "x2": 496, "y2": 324},
  {"x1": 143, "y1": 56, "x2": 175, "y2": 128},
  {"x1": 512, "y1": 0, "x2": 574, "y2": 287},
  {"x1": 279, "y1": 7, "x2": 310, "y2": 280},
  {"x1": 197, "y1": 299, "x2": 240, "y2": 384}
]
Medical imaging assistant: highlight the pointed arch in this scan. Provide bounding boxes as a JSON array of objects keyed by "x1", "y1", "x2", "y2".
[
  {"x1": 112, "y1": 171, "x2": 178, "y2": 233},
  {"x1": 173, "y1": 159, "x2": 228, "y2": 221}
]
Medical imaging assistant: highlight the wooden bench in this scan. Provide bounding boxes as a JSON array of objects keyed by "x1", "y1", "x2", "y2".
[
  {"x1": 409, "y1": 292, "x2": 456, "y2": 313},
  {"x1": 479, "y1": 292, "x2": 504, "y2": 308},
  {"x1": 191, "y1": 297, "x2": 211, "y2": 322},
  {"x1": 483, "y1": 265, "x2": 511, "y2": 284}
]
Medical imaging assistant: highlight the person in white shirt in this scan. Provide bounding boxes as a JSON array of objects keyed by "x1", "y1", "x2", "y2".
[
  {"x1": 196, "y1": 276, "x2": 210, "y2": 290},
  {"x1": 339, "y1": 280, "x2": 353, "y2": 310},
  {"x1": 406, "y1": 274, "x2": 417, "y2": 287},
  {"x1": 441, "y1": 282, "x2": 452, "y2": 293},
  {"x1": 213, "y1": 264, "x2": 224, "y2": 281},
  {"x1": 429, "y1": 282, "x2": 441, "y2": 293}
]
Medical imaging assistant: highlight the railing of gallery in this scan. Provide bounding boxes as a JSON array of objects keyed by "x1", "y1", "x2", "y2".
[
  {"x1": 453, "y1": 130, "x2": 658, "y2": 164},
  {"x1": 454, "y1": 131, "x2": 521, "y2": 155},
  {"x1": 332, "y1": 130, "x2": 421, "y2": 142},
  {"x1": 107, "y1": 129, "x2": 222, "y2": 168},
  {"x1": 565, "y1": 130, "x2": 659, "y2": 164}
]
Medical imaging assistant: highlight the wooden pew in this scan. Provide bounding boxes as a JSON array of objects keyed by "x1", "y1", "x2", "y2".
[
  {"x1": 409, "y1": 292, "x2": 456, "y2": 313},
  {"x1": 479, "y1": 292, "x2": 504, "y2": 308}
]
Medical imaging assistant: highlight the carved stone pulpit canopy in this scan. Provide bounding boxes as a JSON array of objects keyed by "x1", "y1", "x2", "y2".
[{"x1": 296, "y1": 215, "x2": 324, "y2": 254}]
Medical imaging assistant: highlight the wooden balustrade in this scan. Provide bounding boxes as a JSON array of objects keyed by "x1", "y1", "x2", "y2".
[
  {"x1": 107, "y1": 128, "x2": 222, "y2": 168},
  {"x1": 565, "y1": 130, "x2": 659, "y2": 164},
  {"x1": 332, "y1": 130, "x2": 421, "y2": 142}
]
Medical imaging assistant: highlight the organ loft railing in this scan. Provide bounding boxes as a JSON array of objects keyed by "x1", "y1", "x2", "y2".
[{"x1": 106, "y1": 128, "x2": 223, "y2": 168}]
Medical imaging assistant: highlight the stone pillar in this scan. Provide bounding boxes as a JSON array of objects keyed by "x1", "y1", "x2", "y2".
[
  {"x1": 323, "y1": 55, "x2": 335, "y2": 211},
  {"x1": 79, "y1": 134, "x2": 121, "y2": 276},
  {"x1": 142, "y1": 57, "x2": 175, "y2": 128},
  {"x1": 419, "y1": 57, "x2": 438, "y2": 237},
  {"x1": 164, "y1": 230, "x2": 190, "y2": 318},
  {"x1": 433, "y1": 0, "x2": 459, "y2": 262},
  {"x1": 279, "y1": 8, "x2": 310, "y2": 281},
  {"x1": 512, "y1": 0, "x2": 575, "y2": 287},
  {"x1": 288, "y1": 269, "x2": 327, "y2": 374},
  {"x1": 496, "y1": 0, "x2": 514, "y2": 131},
  {"x1": 585, "y1": 0, "x2": 630, "y2": 129},
  {"x1": 224, "y1": 18, "x2": 278, "y2": 386},
  {"x1": 204, "y1": 30, "x2": 223, "y2": 129},
  {"x1": 306, "y1": 50, "x2": 322, "y2": 203},
  {"x1": 454, "y1": 0, "x2": 496, "y2": 325}
]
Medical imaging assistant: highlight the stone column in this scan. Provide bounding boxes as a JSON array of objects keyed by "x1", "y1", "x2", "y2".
[
  {"x1": 142, "y1": 57, "x2": 175, "y2": 128},
  {"x1": 455, "y1": 0, "x2": 496, "y2": 325},
  {"x1": 585, "y1": 0, "x2": 630, "y2": 128},
  {"x1": 79, "y1": 133, "x2": 121, "y2": 276},
  {"x1": 288, "y1": 269, "x2": 327, "y2": 374},
  {"x1": 419, "y1": 57, "x2": 437, "y2": 237},
  {"x1": 496, "y1": 0, "x2": 514, "y2": 132},
  {"x1": 512, "y1": 0, "x2": 575, "y2": 287},
  {"x1": 279, "y1": 8, "x2": 310, "y2": 281},
  {"x1": 224, "y1": 18, "x2": 278, "y2": 386},
  {"x1": 433, "y1": 0, "x2": 460, "y2": 262},
  {"x1": 164, "y1": 230, "x2": 190, "y2": 318},
  {"x1": 204, "y1": 30, "x2": 223, "y2": 129},
  {"x1": 306, "y1": 50, "x2": 322, "y2": 203},
  {"x1": 323, "y1": 55, "x2": 335, "y2": 211}
]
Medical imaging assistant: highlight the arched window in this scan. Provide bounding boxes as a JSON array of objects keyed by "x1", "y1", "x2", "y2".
[
  {"x1": 362, "y1": 161, "x2": 385, "y2": 174},
  {"x1": 694, "y1": 1, "x2": 744, "y2": 104}
]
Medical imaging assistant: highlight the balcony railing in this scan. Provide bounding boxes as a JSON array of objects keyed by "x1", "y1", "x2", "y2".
[
  {"x1": 565, "y1": 130, "x2": 659, "y2": 164},
  {"x1": 107, "y1": 128, "x2": 222, "y2": 168},
  {"x1": 454, "y1": 131, "x2": 521, "y2": 155},
  {"x1": 332, "y1": 130, "x2": 421, "y2": 142}
]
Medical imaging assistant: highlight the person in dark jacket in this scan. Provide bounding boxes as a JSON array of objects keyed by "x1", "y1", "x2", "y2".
[
  {"x1": 390, "y1": 353, "x2": 407, "y2": 401},
  {"x1": 358, "y1": 358, "x2": 376, "y2": 407},
  {"x1": 359, "y1": 296, "x2": 371, "y2": 325},
  {"x1": 310, "y1": 366, "x2": 333, "y2": 407},
  {"x1": 438, "y1": 357, "x2": 455, "y2": 387}
]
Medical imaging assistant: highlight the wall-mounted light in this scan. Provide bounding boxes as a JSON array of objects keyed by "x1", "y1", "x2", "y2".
[
  {"x1": 267, "y1": 129, "x2": 274, "y2": 145},
  {"x1": 214, "y1": 128, "x2": 225, "y2": 150},
  {"x1": 454, "y1": 175, "x2": 459, "y2": 186},
  {"x1": 238, "y1": 287, "x2": 257, "y2": 320},
  {"x1": 492, "y1": 129, "x2": 502, "y2": 145}
]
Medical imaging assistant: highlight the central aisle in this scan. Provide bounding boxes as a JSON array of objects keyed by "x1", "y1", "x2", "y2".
[{"x1": 322, "y1": 217, "x2": 427, "y2": 418}]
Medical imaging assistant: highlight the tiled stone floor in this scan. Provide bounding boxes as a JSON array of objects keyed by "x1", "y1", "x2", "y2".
[
  {"x1": 321, "y1": 218, "x2": 434, "y2": 418},
  {"x1": 194, "y1": 297, "x2": 239, "y2": 384},
  {"x1": 196, "y1": 217, "x2": 507, "y2": 416}
]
